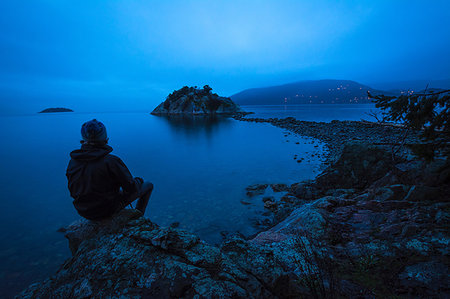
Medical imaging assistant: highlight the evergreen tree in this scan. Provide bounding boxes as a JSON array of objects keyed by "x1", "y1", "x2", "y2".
[{"x1": 368, "y1": 89, "x2": 450, "y2": 160}]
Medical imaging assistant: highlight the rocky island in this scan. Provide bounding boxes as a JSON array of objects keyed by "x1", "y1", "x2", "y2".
[
  {"x1": 39, "y1": 107, "x2": 74, "y2": 113},
  {"x1": 151, "y1": 85, "x2": 243, "y2": 115}
]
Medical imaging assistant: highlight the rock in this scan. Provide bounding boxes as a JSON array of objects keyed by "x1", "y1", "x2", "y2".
[
  {"x1": 316, "y1": 142, "x2": 392, "y2": 189},
  {"x1": 151, "y1": 85, "x2": 242, "y2": 115},
  {"x1": 270, "y1": 183, "x2": 289, "y2": 192},
  {"x1": 64, "y1": 209, "x2": 144, "y2": 255},
  {"x1": 262, "y1": 196, "x2": 275, "y2": 203},
  {"x1": 252, "y1": 199, "x2": 327, "y2": 244},
  {"x1": 399, "y1": 261, "x2": 449, "y2": 294},
  {"x1": 403, "y1": 185, "x2": 441, "y2": 202},
  {"x1": 435, "y1": 210, "x2": 449, "y2": 226},
  {"x1": 262, "y1": 196, "x2": 278, "y2": 211},
  {"x1": 368, "y1": 171, "x2": 399, "y2": 189},
  {"x1": 371, "y1": 187, "x2": 395, "y2": 201},
  {"x1": 19, "y1": 211, "x2": 276, "y2": 298},
  {"x1": 326, "y1": 188, "x2": 356, "y2": 198},
  {"x1": 170, "y1": 222, "x2": 180, "y2": 228},
  {"x1": 245, "y1": 184, "x2": 268, "y2": 197},
  {"x1": 239, "y1": 199, "x2": 252, "y2": 205},
  {"x1": 280, "y1": 194, "x2": 299, "y2": 204},
  {"x1": 290, "y1": 181, "x2": 317, "y2": 200},
  {"x1": 401, "y1": 224, "x2": 420, "y2": 238},
  {"x1": 387, "y1": 184, "x2": 409, "y2": 199}
]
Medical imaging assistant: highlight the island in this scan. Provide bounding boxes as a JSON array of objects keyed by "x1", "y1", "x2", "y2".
[
  {"x1": 39, "y1": 108, "x2": 74, "y2": 113},
  {"x1": 151, "y1": 85, "x2": 243, "y2": 115}
]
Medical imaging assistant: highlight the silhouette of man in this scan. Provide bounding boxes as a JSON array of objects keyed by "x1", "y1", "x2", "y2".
[{"x1": 66, "y1": 119, "x2": 153, "y2": 220}]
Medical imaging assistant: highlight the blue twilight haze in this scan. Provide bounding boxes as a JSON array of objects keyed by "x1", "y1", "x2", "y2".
[{"x1": 0, "y1": 0, "x2": 449, "y2": 113}]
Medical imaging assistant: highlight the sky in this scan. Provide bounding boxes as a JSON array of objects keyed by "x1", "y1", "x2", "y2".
[{"x1": 0, "y1": 0, "x2": 449, "y2": 113}]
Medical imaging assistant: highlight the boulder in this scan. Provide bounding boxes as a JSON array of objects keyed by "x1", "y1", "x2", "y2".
[
  {"x1": 246, "y1": 184, "x2": 268, "y2": 197},
  {"x1": 252, "y1": 198, "x2": 328, "y2": 245},
  {"x1": 19, "y1": 210, "x2": 273, "y2": 298}
]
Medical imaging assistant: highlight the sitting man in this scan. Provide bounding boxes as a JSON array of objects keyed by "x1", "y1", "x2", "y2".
[{"x1": 66, "y1": 119, "x2": 153, "y2": 220}]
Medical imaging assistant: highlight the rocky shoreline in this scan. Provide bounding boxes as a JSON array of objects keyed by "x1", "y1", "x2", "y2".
[
  {"x1": 18, "y1": 118, "x2": 449, "y2": 298},
  {"x1": 233, "y1": 114, "x2": 421, "y2": 164}
]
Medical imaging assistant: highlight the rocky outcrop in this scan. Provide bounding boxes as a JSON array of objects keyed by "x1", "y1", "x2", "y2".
[
  {"x1": 39, "y1": 108, "x2": 73, "y2": 113},
  {"x1": 19, "y1": 209, "x2": 332, "y2": 298},
  {"x1": 152, "y1": 85, "x2": 243, "y2": 115}
]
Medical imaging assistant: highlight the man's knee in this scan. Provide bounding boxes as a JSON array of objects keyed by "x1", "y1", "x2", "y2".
[{"x1": 141, "y1": 181, "x2": 154, "y2": 194}]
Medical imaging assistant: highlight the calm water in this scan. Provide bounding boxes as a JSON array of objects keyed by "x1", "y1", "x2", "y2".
[
  {"x1": 0, "y1": 104, "x2": 375, "y2": 297},
  {"x1": 242, "y1": 103, "x2": 380, "y2": 122}
]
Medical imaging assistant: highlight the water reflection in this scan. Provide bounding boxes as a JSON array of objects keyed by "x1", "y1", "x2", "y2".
[{"x1": 155, "y1": 114, "x2": 233, "y2": 139}]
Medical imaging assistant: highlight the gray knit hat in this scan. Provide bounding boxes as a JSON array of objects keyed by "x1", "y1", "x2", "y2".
[{"x1": 81, "y1": 119, "x2": 107, "y2": 143}]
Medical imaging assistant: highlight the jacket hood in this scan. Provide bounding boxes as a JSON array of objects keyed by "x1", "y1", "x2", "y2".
[{"x1": 70, "y1": 144, "x2": 113, "y2": 162}]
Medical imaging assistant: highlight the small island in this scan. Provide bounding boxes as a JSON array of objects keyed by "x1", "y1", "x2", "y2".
[
  {"x1": 39, "y1": 108, "x2": 74, "y2": 113},
  {"x1": 151, "y1": 85, "x2": 243, "y2": 115}
]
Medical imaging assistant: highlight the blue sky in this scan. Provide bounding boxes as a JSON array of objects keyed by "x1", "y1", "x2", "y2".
[{"x1": 0, "y1": 0, "x2": 449, "y2": 113}]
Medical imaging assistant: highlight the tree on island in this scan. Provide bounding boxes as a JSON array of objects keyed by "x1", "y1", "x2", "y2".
[
  {"x1": 368, "y1": 89, "x2": 450, "y2": 161},
  {"x1": 203, "y1": 85, "x2": 212, "y2": 93}
]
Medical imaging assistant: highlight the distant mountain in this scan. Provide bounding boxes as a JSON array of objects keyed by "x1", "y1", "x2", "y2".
[{"x1": 231, "y1": 80, "x2": 386, "y2": 105}]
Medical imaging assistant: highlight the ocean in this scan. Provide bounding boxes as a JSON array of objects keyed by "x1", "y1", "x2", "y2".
[{"x1": 0, "y1": 104, "x2": 377, "y2": 297}]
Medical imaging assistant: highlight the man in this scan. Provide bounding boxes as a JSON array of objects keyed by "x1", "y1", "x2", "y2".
[{"x1": 66, "y1": 119, "x2": 153, "y2": 220}]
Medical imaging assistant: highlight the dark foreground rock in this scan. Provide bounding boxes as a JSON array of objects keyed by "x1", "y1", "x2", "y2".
[
  {"x1": 253, "y1": 142, "x2": 450, "y2": 298},
  {"x1": 18, "y1": 209, "x2": 337, "y2": 298},
  {"x1": 152, "y1": 85, "x2": 243, "y2": 115}
]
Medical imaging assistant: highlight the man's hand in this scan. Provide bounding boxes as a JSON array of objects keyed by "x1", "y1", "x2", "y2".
[{"x1": 135, "y1": 177, "x2": 144, "y2": 185}]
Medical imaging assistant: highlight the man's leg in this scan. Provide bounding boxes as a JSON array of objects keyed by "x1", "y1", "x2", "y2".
[{"x1": 135, "y1": 182, "x2": 154, "y2": 214}]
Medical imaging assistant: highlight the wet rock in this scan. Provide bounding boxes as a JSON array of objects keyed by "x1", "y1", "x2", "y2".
[
  {"x1": 240, "y1": 199, "x2": 252, "y2": 205},
  {"x1": 245, "y1": 184, "x2": 268, "y2": 197},
  {"x1": 280, "y1": 194, "x2": 299, "y2": 204},
  {"x1": 270, "y1": 183, "x2": 289, "y2": 192},
  {"x1": 262, "y1": 196, "x2": 275, "y2": 203},
  {"x1": 290, "y1": 181, "x2": 317, "y2": 200},
  {"x1": 263, "y1": 199, "x2": 277, "y2": 211}
]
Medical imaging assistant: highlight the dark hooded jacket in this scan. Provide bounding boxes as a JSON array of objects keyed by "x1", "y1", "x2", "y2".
[{"x1": 66, "y1": 144, "x2": 140, "y2": 220}]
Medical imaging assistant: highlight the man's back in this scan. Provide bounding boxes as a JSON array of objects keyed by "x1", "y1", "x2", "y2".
[{"x1": 67, "y1": 143, "x2": 139, "y2": 220}]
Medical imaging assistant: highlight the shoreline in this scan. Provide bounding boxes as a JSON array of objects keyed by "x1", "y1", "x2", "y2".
[
  {"x1": 232, "y1": 114, "x2": 423, "y2": 235},
  {"x1": 233, "y1": 114, "x2": 421, "y2": 164}
]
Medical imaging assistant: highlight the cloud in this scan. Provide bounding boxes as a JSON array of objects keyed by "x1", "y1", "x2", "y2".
[{"x1": 0, "y1": 0, "x2": 449, "y2": 112}]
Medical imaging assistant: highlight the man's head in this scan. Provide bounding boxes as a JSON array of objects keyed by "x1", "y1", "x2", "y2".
[{"x1": 81, "y1": 119, "x2": 108, "y2": 145}]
